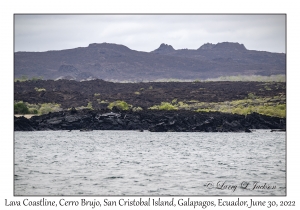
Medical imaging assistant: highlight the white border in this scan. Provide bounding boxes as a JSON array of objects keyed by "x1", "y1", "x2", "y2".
[{"x1": 2, "y1": 0, "x2": 298, "y2": 209}]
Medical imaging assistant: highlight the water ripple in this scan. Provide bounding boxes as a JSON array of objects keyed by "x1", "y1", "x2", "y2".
[{"x1": 15, "y1": 130, "x2": 286, "y2": 195}]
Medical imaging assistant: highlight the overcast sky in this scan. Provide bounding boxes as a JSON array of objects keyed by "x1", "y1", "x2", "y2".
[{"x1": 14, "y1": 14, "x2": 286, "y2": 53}]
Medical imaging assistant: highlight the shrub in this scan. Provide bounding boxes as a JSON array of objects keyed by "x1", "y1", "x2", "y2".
[
  {"x1": 171, "y1": 99, "x2": 177, "y2": 104},
  {"x1": 247, "y1": 93, "x2": 256, "y2": 99},
  {"x1": 28, "y1": 108, "x2": 38, "y2": 114},
  {"x1": 15, "y1": 76, "x2": 43, "y2": 82},
  {"x1": 98, "y1": 100, "x2": 108, "y2": 104},
  {"x1": 149, "y1": 102, "x2": 178, "y2": 111},
  {"x1": 15, "y1": 101, "x2": 63, "y2": 115},
  {"x1": 132, "y1": 106, "x2": 143, "y2": 112},
  {"x1": 75, "y1": 102, "x2": 93, "y2": 110},
  {"x1": 87, "y1": 102, "x2": 93, "y2": 110},
  {"x1": 177, "y1": 101, "x2": 189, "y2": 109},
  {"x1": 38, "y1": 103, "x2": 62, "y2": 115},
  {"x1": 34, "y1": 87, "x2": 46, "y2": 92},
  {"x1": 94, "y1": 93, "x2": 100, "y2": 97},
  {"x1": 134, "y1": 91, "x2": 140, "y2": 95},
  {"x1": 14, "y1": 101, "x2": 29, "y2": 114},
  {"x1": 108, "y1": 100, "x2": 131, "y2": 110}
]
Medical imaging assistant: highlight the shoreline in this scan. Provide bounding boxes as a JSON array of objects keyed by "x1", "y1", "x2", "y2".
[
  {"x1": 14, "y1": 114, "x2": 35, "y2": 119},
  {"x1": 14, "y1": 109, "x2": 286, "y2": 132}
]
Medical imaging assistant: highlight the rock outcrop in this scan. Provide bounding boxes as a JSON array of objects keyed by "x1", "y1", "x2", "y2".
[
  {"x1": 14, "y1": 109, "x2": 286, "y2": 132},
  {"x1": 151, "y1": 43, "x2": 175, "y2": 54}
]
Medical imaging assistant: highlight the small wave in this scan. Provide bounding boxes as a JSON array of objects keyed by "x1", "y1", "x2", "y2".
[
  {"x1": 216, "y1": 176, "x2": 228, "y2": 178},
  {"x1": 105, "y1": 176, "x2": 123, "y2": 179}
]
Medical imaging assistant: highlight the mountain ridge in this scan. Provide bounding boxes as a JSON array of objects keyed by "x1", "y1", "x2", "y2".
[{"x1": 14, "y1": 42, "x2": 286, "y2": 81}]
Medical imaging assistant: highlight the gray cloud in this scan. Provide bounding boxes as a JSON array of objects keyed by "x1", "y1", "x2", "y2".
[{"x1": 14, "y1": 14, "x2": 286, "y2": 53}]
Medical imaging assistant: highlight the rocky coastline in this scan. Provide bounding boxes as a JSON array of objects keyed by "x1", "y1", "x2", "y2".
[{"x1": 14, "y1": 108, "x2": 286, "y2": 132}]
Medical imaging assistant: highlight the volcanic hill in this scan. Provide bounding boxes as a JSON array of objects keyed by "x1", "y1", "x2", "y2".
[{"x1": 14, "y1": 42, "x2": 286, "y2": 81}]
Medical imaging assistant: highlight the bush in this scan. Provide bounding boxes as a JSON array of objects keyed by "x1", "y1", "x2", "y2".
[
  {"x1": 38, "y1": 103, "x2": 62, "y2": 115},
  {"x1": 159, "y1": 102, "x2": 177, "y2": 110},
  {"x1": 28, "y1": 108, "x2": 38, "y2": 114},
  {"x1": 171, "y1": 99, "x2": 177, "y2": 104},
  {"x1": 74, "y1": 102, "x2": 93, "y2": 111},
  {"x1": 247, "y1": 93, "x2": 256, "y2": 99},
  {"x1": 87, "y1": 102, "x2": 93, "y2": 110},
  {"x1": 15, "y1": 101, "x2": 63, "y2": 115},
  {"x1": 14, "y1": 101, "x2": 29, "y2": 114},
  {"x1": 149, "y1": 102, "x2": 178, "y2": 111},
  {"x1": 108, "y1": 100, "x2": 131, "y2": 110},
  {"x1": 34, "y1": 87, "x2": 46, "y2": 92},
  {"x1": 132, "y1": 106, "x2": 143, "y2": 112},
  {"x1": 15, "y1": 76, "x2": 43, "y2": 82}
]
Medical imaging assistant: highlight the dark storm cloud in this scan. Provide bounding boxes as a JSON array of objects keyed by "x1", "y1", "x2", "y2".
[{"x1": 14, "y1": 14, "x2": 285, "y2": 53}]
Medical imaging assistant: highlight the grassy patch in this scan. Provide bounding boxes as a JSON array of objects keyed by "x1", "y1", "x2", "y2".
[{"x1": 150, "y1": 95, "x2": 286, "y2": 118}]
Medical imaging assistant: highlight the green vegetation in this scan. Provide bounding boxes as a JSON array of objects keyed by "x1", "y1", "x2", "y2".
[
  {"x1": 205, "y1": 74, "x2": 286, "y2": 82},
  {"x1": 14, "y1": 101, "x2": 29, "y2": 114},
  {"x1": 149, "y1": 102, "x2": 178, "y2": 111},
  {"x1": 132, "y1": 106, "x2": 143, "y2": 112},
  {"x1": 196, "y1": 108, "x2": 214, "y2": 113},
  {"x1": 31, "y1": 76, "x2": 43, "y2": 81},
  {"x1": 193, "y1": 96, "x2": 286, "y2": 118},
  {"x1": 75, "y1": 102, "x2": 94, "y2": 110},
  {"x1": 38, "y1": 103, "x2": 62, "y2": 114},
  {"x1": 247, "y1": 93, "x2": 256, "y2": 99},
  {"x1": 15, "y1": 76, "x2": 43, "y2": 82},
  {"x1": 134, "y1": 91, "x2": 140, "y2": 95},
  {"x1": 148, "y1": 94, "x2": 285, "y2": 118},
  {"x1": 108, "y1": 100, "x2": 131, "y2": 110},
  {"x1": 14, "y1": 75, "x2": 28, "y2": 82},
  {"x1": 87, "y1": 102, "x2": 93, "y2": 110},
  {"x1": 264, "y1": 85, "x2": 272, "y2": 91},
  {"x1": 97, "y1": 100, "x2": 108, "y2": 104},
  {"x1": 109, "y1": 74, "x2": 285, "y2": 83},
  {"x1": 14, "y1": 101, "x2": 62, "y2": 115},
  {"x1": 171, "y1": 99, "x2": 177, "y2": 104},
  {"x1": 94, "y1": 93, "x2": 100, "y2": 97},
  {"x1": 34, "y1": 87, "x2": 46, "y2": 92}
]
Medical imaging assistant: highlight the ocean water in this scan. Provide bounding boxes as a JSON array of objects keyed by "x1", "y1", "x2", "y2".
[{"x1": 14, "y1": 130, "x2": 286, "y2": 196}]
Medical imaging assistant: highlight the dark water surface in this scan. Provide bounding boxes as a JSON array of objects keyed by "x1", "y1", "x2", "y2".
[{"x1": 14, "y1": 130, "x2": 286, "y2": 195}]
